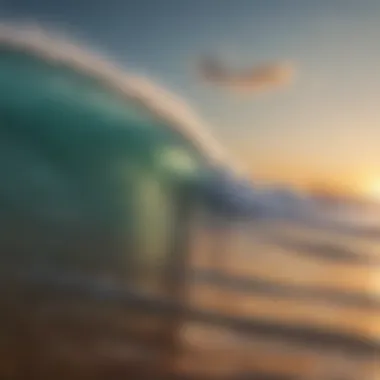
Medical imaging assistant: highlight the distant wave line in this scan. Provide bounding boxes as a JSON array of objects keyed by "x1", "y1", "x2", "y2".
[
  {"x1": 192, "y1": 269, "x2": 380, "y2": 311},
  {"x1": 261, "y1": 235, "x2": 380, "y2": 266}
]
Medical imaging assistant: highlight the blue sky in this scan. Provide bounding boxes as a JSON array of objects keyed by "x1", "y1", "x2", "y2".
[{"x1": 2, "y1": 0, "x2": 380, "y2": 193}]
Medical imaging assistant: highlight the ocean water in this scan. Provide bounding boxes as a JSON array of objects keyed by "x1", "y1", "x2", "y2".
[{"x1": 185, "y1": 204, "x2": 380, "y2": 379}]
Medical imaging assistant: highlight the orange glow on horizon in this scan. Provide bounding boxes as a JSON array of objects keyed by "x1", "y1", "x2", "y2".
[{"x1": 250, "y1": 164, "x2": 370, "y2": 199}]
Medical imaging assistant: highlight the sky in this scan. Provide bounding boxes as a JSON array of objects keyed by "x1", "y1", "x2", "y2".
[{"x1": 1, "y1": 0, "x2": 380, "y2": 196}]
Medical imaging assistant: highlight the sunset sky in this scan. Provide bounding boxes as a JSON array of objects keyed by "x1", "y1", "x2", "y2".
[{"x1": 2, "y1": 0, "x2": 380, "y2": 196}]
